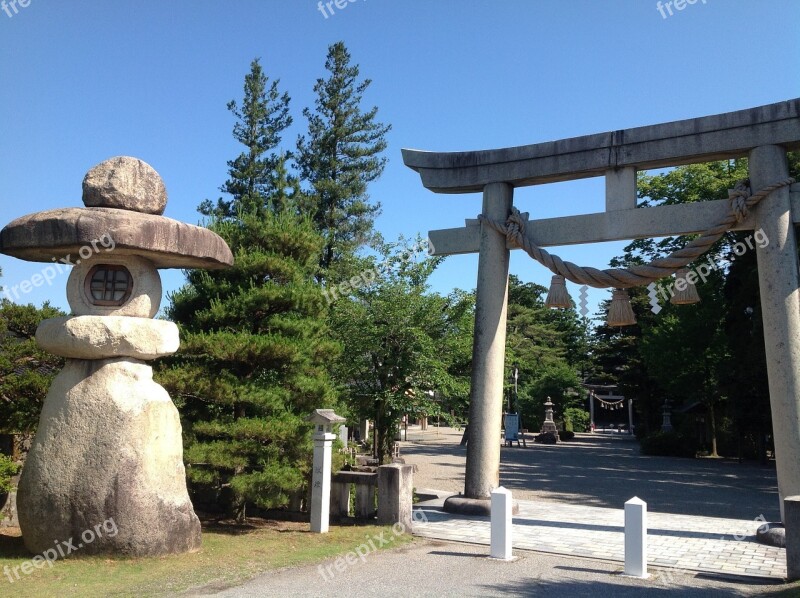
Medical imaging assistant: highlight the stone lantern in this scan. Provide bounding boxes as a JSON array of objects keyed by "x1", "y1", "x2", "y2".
[
  {"x1": 306, "y1": 409, "x2": 345, "y2": 533},
  {"x1": 307, "y1": 408, "x2": 346, "y2": 436},
  {"x1": 0, "y1": 157, "x2": 233, "y2": 556},
  {"x1": 661, "y1": 400, "x2": 674, "y2": 433},
  {"x1": 540, "y1": 396, "x2": 559, "y2": 438}
]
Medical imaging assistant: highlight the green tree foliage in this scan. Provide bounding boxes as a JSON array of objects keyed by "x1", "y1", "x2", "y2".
[
  {"x1": 594, "y1": 154, "x2": 799, "y2": 458},
  {"x1": 158, "y1": 59, "x2": 338, "y2": 522},
  {"x1": 589, "y1": 286, "x2": 664, "y2": 433},
  {"x1": 297, "y1": 41, "x2": 391, "y2": 282},
  {"x1": 720, "y1": 240, "x2": 771, "y2": 461},
  {"x1": 0, "y1": 454, "x2": 18, "y2": 493},
  {"x1": 329, "y1": 239, "x2": 472, "y2": 462},
  {"x1": 0, "y1": 299, "x2": 64, "y2": 434},
  {"x1": 504, "y1": 276, "x2": 587, "y2": 431}
]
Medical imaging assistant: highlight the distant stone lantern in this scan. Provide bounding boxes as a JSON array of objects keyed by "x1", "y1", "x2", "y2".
[
  {"x1": 540, "y1": 396, "x2": 559, "y2": 440},
  {"x1": 0, "y1": 156, "x2": 233, "y2": 556},
  {"x1": 661, "y1": 400, "x2": 674, "y2": 433}
]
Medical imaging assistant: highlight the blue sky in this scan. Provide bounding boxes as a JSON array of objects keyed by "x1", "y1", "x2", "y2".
[{"x1": 1, "y1": 0, "x2": 798, "y2": 317}]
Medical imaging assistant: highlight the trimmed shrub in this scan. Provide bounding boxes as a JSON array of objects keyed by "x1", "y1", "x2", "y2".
[
  {"x1": 564, "y1": 408, "x2": 591, "y2": 433},
  {"x1": 639, "y1": 431, "x2": 698, "y2": 458},
  {"x1": 0, "y1": 454, "x2": 18, "y2": 493},
  {"x1": 560, "y1": 430, "x2": 575, "y2": 441}
]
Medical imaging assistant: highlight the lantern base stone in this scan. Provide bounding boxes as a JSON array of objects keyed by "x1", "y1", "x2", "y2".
[{"x1": 17, "y1": 358, "x2": 201, "y2": 556}]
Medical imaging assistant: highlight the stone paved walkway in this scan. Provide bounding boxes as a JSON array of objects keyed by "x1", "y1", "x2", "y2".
[{"x1": 412, "y1": 497, "x2": 787, "y2": 580}]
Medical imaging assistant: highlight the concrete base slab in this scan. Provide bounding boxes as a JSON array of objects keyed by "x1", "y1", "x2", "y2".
[
  {"x1": 487, "y1": 555, "x2": 520, "y2": 563},
  {"x1": 415, "y1": 488, "x2": 457, "y2": 502},
  {"x1": 443, "y1": 495, "x2": 520, "y2": 516}
]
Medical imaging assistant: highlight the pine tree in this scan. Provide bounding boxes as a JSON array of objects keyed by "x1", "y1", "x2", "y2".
[
  {"x1": 200, "y1": 58, "x2": 293, "y2": 219},
  {"x1": 297, "y1": 41, "x2": 391, "y2": 282},
  {"x1": 0, "y1": 299, "x2": 64, "y2": 434},
  {"x1": 158, "y1": 59, "x2": 338, "y2": 522}
]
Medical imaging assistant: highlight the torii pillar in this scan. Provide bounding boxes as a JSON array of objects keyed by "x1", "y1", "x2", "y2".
[
  {"x1": 464, "y1": 183, "x2": 512, "y2": 501},
  {"x1": 751, "y1": 144, "x2": 800, "y2": 523}
]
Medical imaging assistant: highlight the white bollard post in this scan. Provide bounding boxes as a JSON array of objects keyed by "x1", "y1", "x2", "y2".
[
  {"x1": 310, "y1": 431, "x2": 336, "y2": 533},
  {"x1": 624, "y1": 496, "x2": 648, "y2": 577},
  {"x1": 490, "y1": 486, "x2": 513, "y2": 560}
]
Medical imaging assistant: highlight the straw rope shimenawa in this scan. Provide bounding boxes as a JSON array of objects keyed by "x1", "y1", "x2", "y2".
[{"x1": 478, "y1": 177, "x2": 795, "y2": 290}]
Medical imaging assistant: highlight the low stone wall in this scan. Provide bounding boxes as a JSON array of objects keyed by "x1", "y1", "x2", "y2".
[
  {"x1": 330, "y1": 471, "x2": 377, "y2": 519},
  {"x1": 330, "y1": 465, "x2": 414, "y2": 527}
]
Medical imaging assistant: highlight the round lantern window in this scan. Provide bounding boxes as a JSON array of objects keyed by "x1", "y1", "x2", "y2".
[{"x1": 84, "y1": 264, "x2": 133, "y2": 306}]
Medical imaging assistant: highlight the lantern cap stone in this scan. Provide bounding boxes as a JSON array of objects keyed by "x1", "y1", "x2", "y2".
[
  {"x1": 82, "y1": 156, "x2": 167, "y2": 215},
  {"x1": 306, "y1": 409, "x2": 346, "y2": 425},
  {"x1": 0, "y1": 156, "x2": 233, "y2": 270},
  {"x1": 0, "y1": 207, "x2": 233, "y2": 270}
]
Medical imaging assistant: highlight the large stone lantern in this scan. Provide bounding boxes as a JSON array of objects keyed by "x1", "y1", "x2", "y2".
[{"x1": 0, "y1": 157, "x2": 233, "y2": 556}]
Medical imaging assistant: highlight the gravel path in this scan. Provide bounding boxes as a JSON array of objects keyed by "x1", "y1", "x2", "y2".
[
  {"x1": 195, "y1": 539, "x2": 793, "y2": 597},
  {"x1": 400, "y1": 427, "x2": 780, "y2": 521},
  {"x1": 191, "y1": 427, "x2": 796, "y2": 597}
]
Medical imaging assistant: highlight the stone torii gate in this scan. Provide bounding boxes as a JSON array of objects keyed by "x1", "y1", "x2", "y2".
[{"x1": 403, "y1": 99, "x2": 800, "y2": 566}]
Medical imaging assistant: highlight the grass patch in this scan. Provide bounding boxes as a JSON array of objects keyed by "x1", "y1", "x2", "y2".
[{"x1": 0, "y1": 519, "x2": 416, "y2": 597}]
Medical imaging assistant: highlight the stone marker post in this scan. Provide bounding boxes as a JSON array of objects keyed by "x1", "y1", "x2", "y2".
[
  {"x1": 307, "y1": 409, "x2": 344, "y2": 533},
  {"x1": 786, "y1": 496, "x2": 800, "y2": 580},
  {"x1": 310, "y1": 430, "x2": 335, "y2": 533},
  {"x1": 377, "y1": 464, "x2": 414, "y2": 530},
  {"x1": 628, "y1": 399, "x2": 634, "y2": 434},
  {"x1": 490, "y1": 486, "x2": 513, "y2": 560},
  {"x1": 624, "y1": 497, "x2": 648, "y2": 578}
]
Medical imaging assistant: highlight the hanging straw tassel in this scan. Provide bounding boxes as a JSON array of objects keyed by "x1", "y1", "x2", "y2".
[
  {"x1": 607, "y1": 288, "x2": 636, "y2": 327},
  {"x1": 545, "y1": 275, "x2": 572, "y2": 308},
  {"x1": 670, "y1": 268, "x2": 701, "y2": 305}
]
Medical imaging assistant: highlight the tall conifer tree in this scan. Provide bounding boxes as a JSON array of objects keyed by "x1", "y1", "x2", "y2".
[
  {"x1": 297, "y1": 41, "x2": 391, "y2": 282},
  {"x1": 159, "y1": 59, "x2": 337, "y2": 522}
]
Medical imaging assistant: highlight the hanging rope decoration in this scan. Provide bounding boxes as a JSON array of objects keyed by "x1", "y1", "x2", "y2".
[
  {"x1": 590, "y1": 391, "x2": 625, "y2": 410},
  {"x1": 598, "y1": 399, "x2": 625, "y2": 410},
  {"x1": 478, "y1": 177, "x2": 795, "y2": 289}
]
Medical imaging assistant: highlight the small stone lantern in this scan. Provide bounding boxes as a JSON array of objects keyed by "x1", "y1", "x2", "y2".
[
  {"x1": 306, "y1": 408, "x2": 345, "y2": 533},
  {"x1": 0, "y1": 157, "x2": 233, "y2": 556},
  {"x1": 540, "y1": 396, "x2": 560, "y2": 438},
  {"x1": 307, "y1": 408, "x2": 347, "y2": 436}
]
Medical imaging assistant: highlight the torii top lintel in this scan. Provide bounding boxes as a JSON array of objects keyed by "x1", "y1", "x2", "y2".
[{"x1": 402, "y1": 99, "x2": 800, "y2": 194}]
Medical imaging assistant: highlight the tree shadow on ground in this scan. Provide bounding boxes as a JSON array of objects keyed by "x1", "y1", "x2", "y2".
[
  {"x1": 0, "y1": 532, "x2": 29, "y2": 558},
  {"x1": 497, "y1": 435, "x2": 779, "y2": 519},
  {"x1": 477, "y1": 574, "x2": 790, "y2": 597}
]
